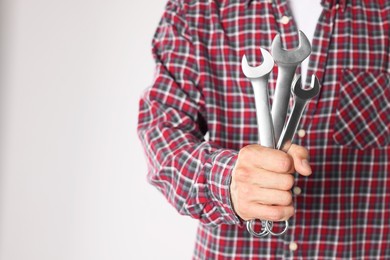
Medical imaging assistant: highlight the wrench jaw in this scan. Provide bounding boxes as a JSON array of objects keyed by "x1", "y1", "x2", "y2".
[
  {"x1": 292, "y1": 74, "x2": 320, "y2": 99},
  {"x1": 271, "y1": 31, "x2": 312, "y2": 65},
  {"x1": 241, "y1": 48, "x2": 274, "y2": 79}
]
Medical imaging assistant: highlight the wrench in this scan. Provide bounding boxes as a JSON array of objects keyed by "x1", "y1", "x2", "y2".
[
  {"x1": 271, "y1": 31, "x2": 311, "y2": 144},
  {"x1": 277, "y1": 75, "x2": 320, "y2": 152},
  {"x1": 242, "y1": 48, "x2": 288, "y2": 237},
  {"x1": 242, "y1": 48, "x2": 275, "y2": 149}
]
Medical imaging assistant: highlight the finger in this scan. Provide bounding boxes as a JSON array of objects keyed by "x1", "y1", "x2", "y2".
[
  {"x1": 240, "y1": 145, "x2": 294, "y2": 173},
  {"x1": 287, "y1": 144, "x2": 312, "y2": 176},
  {"x1": 246, "y1": 203, "x2": 294, "y2": 222},
  {"x1": 250, "y1": 168, "x2": 295, "y2": 190},
  {"x1": 249, "y1": 187, "x2": 293, "y2": 206}
]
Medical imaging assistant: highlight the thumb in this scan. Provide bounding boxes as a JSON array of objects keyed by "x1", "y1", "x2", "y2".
[{"x1": 287, "y1": 144, "x2": 312, "y2": 176}]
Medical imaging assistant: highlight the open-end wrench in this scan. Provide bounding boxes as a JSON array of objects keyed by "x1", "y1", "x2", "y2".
[
  {"x1": 242, "y1": 48, "x2": 288, "y2": 237},
  {"x1": 277, "y1": 75, "x2": 320, "y2": 152},
  {"x1": 242, "y1": 48, "x2": 275, "y2": 149},
  {"x1": 271, "y1": 31, "x2": 311, "y2": 144}
]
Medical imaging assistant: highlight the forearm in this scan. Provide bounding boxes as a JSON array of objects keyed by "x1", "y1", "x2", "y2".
[{"x1": 138, "y1": 91, "x2": 240, "y2": 227}]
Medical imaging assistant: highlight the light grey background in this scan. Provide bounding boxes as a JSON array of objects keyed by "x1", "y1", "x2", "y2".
[{"x1": 0, "y1": 0, "x2": 198, "y2": 259}]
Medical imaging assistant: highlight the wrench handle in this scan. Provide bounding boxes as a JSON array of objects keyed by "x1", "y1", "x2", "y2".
[
  {"x1": 250, "y1": 76, "x2": 275, "y2": 148},
  {"x1": 277, "y1": 100, "x2": 307, "y2": 152},
  {"x1": 272, "y1": 66, "x2": 297, "y2": 143}
]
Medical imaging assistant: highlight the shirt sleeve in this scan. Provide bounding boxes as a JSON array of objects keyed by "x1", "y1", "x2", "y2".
[{"x1": 137, "y1": 0, "x2": 241, "y2": 227}]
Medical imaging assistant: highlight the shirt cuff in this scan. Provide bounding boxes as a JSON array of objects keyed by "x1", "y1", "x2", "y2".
[{"x1": 208, "y1": 149, "x2": 243, "y2": 225}]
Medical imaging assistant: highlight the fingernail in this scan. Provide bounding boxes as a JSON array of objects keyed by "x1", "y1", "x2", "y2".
[{"x1": 301, "y1": 159, "x2": 312, "y2": 175}]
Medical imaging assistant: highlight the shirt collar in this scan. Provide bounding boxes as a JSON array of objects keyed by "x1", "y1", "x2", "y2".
[{"x1": 247, "y1": 0, "x2": 348, "y2": 11}]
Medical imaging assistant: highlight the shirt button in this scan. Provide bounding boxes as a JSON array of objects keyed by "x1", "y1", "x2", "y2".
[
  {"x1": 297, "y1": 129, "x2": 306, "y2": 138},
  {"x1": 280, "y1": 16, "x2": 290, "y2": 25},
  {"x1": 289, "y1": 242, "x2": 298, "y2": 251},
  {"x1": 293, "y1": 186, "x2": 302, "y2": 195}
]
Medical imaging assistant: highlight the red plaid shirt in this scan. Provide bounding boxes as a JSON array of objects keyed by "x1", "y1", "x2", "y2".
[{"x1": 138, "y1": 0, "x2": 390, "y2": 258}]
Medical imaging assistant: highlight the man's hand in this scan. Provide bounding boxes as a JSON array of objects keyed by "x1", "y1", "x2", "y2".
[{"x1": 230, "y1": 144, "x2": 312, "y2": 222}]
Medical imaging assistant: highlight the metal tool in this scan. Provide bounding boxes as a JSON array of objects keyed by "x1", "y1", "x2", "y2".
[
  {"x1": 242, "y1": 48, "x2": 275, "y2": 149},
  {"x1": 271, "y1": 31, "x2": 311, "y2": 144},
  {"x1": 277, "y1": 75, "x2": 320, "y2": 152},
  {"x1": 242, "y1": 48, "x2": 288, "y2": 237}
]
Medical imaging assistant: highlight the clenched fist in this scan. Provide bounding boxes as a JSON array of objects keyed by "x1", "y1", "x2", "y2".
[{"x1": 230, "y1": 144, "x2": 312, "y2": 222}]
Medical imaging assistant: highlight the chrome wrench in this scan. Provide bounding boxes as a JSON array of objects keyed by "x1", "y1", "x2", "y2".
[
  {"x1": 242, "y1": 48, "x2": 275, "y2": 149},
  {"x1": 271, "y1": 31, "x2": 311, "y2": 144},
  {"x1": 242, "y1": 48, "x2": 287, "y2": 237},
  {"x1": 277, "y1": 75, "x2": 320, "y2": 152}
]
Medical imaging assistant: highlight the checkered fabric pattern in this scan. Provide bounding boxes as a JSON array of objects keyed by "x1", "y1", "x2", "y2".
[{"x1": 137, "y1": 0, "x2": 390, "y2": 258}]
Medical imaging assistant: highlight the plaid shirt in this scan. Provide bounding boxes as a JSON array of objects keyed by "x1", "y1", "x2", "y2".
[{"x1": 138, "y1": 0, "x2": 390, "y2": 258}]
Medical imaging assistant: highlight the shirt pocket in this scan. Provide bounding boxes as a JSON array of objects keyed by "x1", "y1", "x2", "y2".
[{"x1": 333, "y1": 69, "x2": 390, "y2": 149}]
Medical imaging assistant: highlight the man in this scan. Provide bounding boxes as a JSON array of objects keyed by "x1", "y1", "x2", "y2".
[{"x1": 138, "y1": 0, "x2": 390, "y2": 258}]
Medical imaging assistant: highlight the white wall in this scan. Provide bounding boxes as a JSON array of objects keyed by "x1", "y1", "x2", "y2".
[{"x1": 0, "y1": 0, "x2": 198, "y2": 259}]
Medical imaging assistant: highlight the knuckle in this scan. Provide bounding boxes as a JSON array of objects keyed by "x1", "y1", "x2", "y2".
[
  {"x1": 236, "y1": 202, "x2": 251, "y2": 220},
  {"x1": 286, "y1": 206, "x2": 295, "y2": 219},
  {"x1": 281, "y1": 175, "x2": 295, "y2": 190},
  {"x1": 278, "y1": 154, "x2": 293, "y2": 172},
  {"x1": 267, "y1": 209, "x2": 285, "y2": 222},
  {"x1": 298, "y1": 146, "x2": 309, "y2": 156},
  {"x1": 235, "y1": 168, "x2": 250, "y2": 182},
  {"x1": 281, "y1": 192, "x2": 293, "y2": 206},
  {"x1": 239, "y1": 144, "x2": 264, "y2": 160},
  {"x1": 292, "y1": 145, "x2": 309, "y2": 157},
  {"x1": 239, "y1": 185, "x2": 251, "y2": 196},
  {"x1": 239, "y1": 145, "x2": 254, "y2": 158},
  {"x1": 234, "y1": 186, "x2": 248, "y2": 203},
  {"x1": 240, "y1": 214, "x2": 251, "y2": 221}
]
